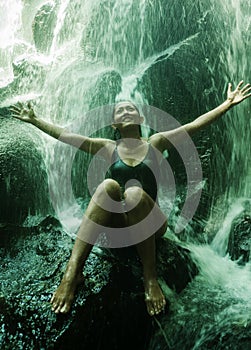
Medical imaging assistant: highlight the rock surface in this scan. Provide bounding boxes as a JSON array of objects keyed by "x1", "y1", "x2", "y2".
[
  {"x1": 33, "y1": 2, "x2": 57, "y2": 54},
  {"x1": 0, "y1": 114, "x2": 53, "y2": 224},
  {"x1": 227, "y1": 205, "x2": 251, "y2": 265},
  {"x1": 0, "y1": 216, "x2": 197, "y2": 350}
]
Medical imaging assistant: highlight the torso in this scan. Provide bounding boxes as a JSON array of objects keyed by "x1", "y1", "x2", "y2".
[
  {"x1": 105, "y1": 137, "x2": 163, "y2": 166},
  {"x1": 105, "y1": 139, "x2": 161, "y2": 201}
]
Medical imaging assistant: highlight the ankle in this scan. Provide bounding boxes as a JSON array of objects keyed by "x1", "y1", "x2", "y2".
[
  {"x1": 64, "y1": 261, "x2": 82, "y2": 278},
  {"x1": 143, "y1": 273, "x2": 158, "y2": 284}
]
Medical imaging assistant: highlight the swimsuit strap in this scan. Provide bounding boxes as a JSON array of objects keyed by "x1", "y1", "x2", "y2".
[{"x1": 114, "y1": 139, "x2": 152, "y2": 166}]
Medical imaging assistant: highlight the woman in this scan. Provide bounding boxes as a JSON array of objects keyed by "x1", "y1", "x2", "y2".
[{"x1": 11, "y1": 81, "x2": 251, "y2": 316}]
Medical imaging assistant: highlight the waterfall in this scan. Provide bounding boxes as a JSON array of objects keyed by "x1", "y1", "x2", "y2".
[
  {"x1": 1, "y1": 0, "x2": 203, "y2": 233},
  {"x1": 204, "y1": 0, "x2": 251, "y2": 231},
  {"x1": 1, "y1": 0, "x2": 251, "y2": 348}
]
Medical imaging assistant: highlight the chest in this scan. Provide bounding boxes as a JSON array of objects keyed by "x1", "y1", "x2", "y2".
[{"x1": 116, "y1": 142, "x2": 149, "y2": 167}]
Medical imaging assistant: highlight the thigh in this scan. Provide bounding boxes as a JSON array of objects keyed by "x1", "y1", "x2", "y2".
[
  {"x1": 155, "y1": 217, "x2": 168, "y2": 239},
  {"x1": 125, "y1": 187, "x2": 167, "y2": 233},
  {"x1": 151, "y1": 200, "x2": 168, "y2": 238},
  {"x1": 107, "y1": 199, "x2": 167, "y2": 247},
  {"x1": 110, "y1": 210, "x2": 128, "y2": 228},
  {"x1": 108, "y1": 185, "x2": 168, "y2": 234},
  {"x1": 144, "y1": 201, "x2": 168, "y2": 238}
]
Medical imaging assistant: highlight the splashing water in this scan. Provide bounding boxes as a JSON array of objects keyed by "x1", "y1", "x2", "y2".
[{"x1": 1, "y1": 0, "x2": 251, "y2": 348}]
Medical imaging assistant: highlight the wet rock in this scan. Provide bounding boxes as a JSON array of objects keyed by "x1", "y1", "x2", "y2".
[
  {"x1": 148, "y1": 276, "x2": 251, "y2": 350},
  {"x1": 0, "y1": 115, "x2": 53, "y2": 224},
  {"x1": 227, "y1": 208, "x2": 251, "y2": 265},
  {"x1": 12, "y1": 57, "x2": 44, "y2": 82},
  {"x1": 33, "y1": 2, "x2": 57, "y2": 53},
  {"x1": 89, "y1": 69, "x2": 122, "y2": 109},
  {"x1": 0, "y1": 217, "x2": 197, "y2": 350},
  {"x1": 191, "y1": 322, "x2": 251, "y2": 350},
  {"x1": 0, "y1": 56, "x2": 46, "y2": 103}
]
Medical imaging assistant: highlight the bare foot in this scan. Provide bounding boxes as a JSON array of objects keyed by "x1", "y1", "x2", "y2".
[
  {"x1": 50, "y1": 271, "x2": 84, "y2": 314},
  {"x1": 144, "y1": 279, "x2": 166, "y2": 316}
]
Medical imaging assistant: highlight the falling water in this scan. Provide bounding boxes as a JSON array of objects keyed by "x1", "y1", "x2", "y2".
[
  {"x1": 1, "y1": 0, "x2": 251, "y2": 348},
  {"x1": 205, "y1": 0, "x2": 251, "y2": 223}
]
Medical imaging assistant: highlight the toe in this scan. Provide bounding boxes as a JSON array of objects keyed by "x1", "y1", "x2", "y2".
[
  {"x1": 158, "y1": 301, "x2": 164, "y2": 314},
  {"x1": 145, "y1": 298, "x2": 155, "y2": 316},
  {"x1": 50, "y1": 293, "x2": 55, "y2": 304},
  {"x1": 51, "y1": 301, "x2": 58, "y2": 311},
  {"x1": 162, "y1": 298, "x2": 166, "y2": 311},
  {"x1": 54, "y1": 303, "x2": 63, "y2": 314},
  {"x1": 149, "y1": 308, "x2": 155, "y2": 316},
  {"x1": 59, "y1": 302, "x2": 70, "y2": 314},
  {"x1": 53, "y1": 299, "x2": 64, "y2": 313},
  {"x1": 153, "y1": 300, "x2": 159, "y2": 315}
]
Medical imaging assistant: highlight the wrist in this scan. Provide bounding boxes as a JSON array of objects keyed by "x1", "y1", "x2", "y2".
[
  {"x1": 222, "y1": 99, "x2": 233, "y2": 111},
  {"x1": 30, "y1": 116, "x2": 40, "y2": 125}
]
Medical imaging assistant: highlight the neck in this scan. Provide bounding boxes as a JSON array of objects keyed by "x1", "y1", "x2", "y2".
[{"x1": 119, "y1": 124, "x2": 141, "y2": 140}]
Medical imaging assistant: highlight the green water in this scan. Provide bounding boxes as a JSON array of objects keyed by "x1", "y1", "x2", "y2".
[{"x1": 1, "y1": 0, "x2": 251, "y2": 348}]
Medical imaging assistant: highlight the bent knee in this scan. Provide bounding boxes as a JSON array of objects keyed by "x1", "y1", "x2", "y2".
[
  {"x1": 124, "y1": 186, "x2": 145, "y2": 200},
  {"x1": 96, "y1": 179, "x2": 122, "y2": 201},
  {"x1": 124, "y1": 186, "x2": 152, "y2": 210}
]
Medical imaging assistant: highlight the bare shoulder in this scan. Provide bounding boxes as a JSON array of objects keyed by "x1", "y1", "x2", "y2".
[
  {"x1": 149, "y1": 130, "x2": 178, "y2": 152},
  {"x1": 79, "y1": 136, "x2": 115, "y2": 158},
  {"x1": 148, "y1": 133, "x2": 168, "y2": 152},
  {"x1": 91, "y1": 137, "x2": 115, "y2": 147},
  {"x1": 103, "y1": 138, "x2": 116, "y2": 150},
  {"x1": 95, "y1": 138, "x2": 116, "y2": 161}
]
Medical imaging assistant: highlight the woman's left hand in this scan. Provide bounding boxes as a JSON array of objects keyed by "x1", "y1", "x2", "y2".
[{"x1": 227, "y1": 80, "x2": 251, "y2": 105}]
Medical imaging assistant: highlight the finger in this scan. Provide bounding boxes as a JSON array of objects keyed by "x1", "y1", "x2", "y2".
[
  {"x1": 16, "y1": 101, "x2": 24, "y2": 109},
  {"x1": 11, "y1": 113, "x2": 21, "y2": 119},
  {"x1": 236, "y1": 80, "x2": 244, "y2": 89},
  {"x1": 243, "y1": 92, "x2": 251, "y2": 99},
  {"x1": 10, "y1": 104, "x2": 21, "y2": 110},
  {"x1": 27, "y1": 101, "x2": 32, "y2": 109},
  {"x1": 241, "y1": 83, "x2": 250, "y2": 92},
  {"x1": 9, "y1": 106, "x2": 20, "y2": 113},
  {"x1": 242, "y1": 86, "x2": 251, "y2": 95},
  {"x1": 9, "y1": 108, "x2": 21, "y2": 116},
  {"x1": 227, "y1": 82, "x2": 232, "y2": 94}
]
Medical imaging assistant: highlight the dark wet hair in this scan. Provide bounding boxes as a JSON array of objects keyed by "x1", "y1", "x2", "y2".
[
  {"x1": 112, "y1": 101, "x2": 142, "y2": 140},
  {"x1": 112, "y1": 101, "x2": 140, "y2": 119}
]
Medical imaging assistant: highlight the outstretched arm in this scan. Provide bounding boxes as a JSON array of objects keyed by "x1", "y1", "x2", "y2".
[
  {"x1": 10, "y1": 103, "x2": 112, "y2": 155},
  {"x1": 151, "y1": 81, "x2": 251, "y2": 151},
  {"x1": 184, "y1": 80, "x2": 251, "y2": 134}
]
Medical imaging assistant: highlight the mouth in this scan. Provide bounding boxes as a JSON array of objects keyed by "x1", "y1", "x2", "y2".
[{"x1": 121, "y1": 115, "x2": 132, "y2": 121}]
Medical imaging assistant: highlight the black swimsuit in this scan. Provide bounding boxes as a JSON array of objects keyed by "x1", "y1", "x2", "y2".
[{"x1": 106, "y1": 141, "x2": 160, "y2": 201}]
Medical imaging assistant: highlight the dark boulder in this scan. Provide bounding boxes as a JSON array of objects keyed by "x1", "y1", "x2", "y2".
[
  {"x1": 0, "y1": 57, "x2": 46, "y2": 105},
  {"x1": 0, "y1": 215, "x2": 197, "y2": 350},
  {"x1": 227, "y1": 203, "x2": 251, "y2": 265},
  {"x1": 33, "y1": 2, "x2": 57, "y2": 54},
  {"x1": 0, "y1": 114, "x2": 53, "y2": 224}
]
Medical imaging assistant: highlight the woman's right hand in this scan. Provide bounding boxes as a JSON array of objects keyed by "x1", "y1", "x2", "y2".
[{"x1": 10, "y1": 102, "x2": 38, "y2": 124}]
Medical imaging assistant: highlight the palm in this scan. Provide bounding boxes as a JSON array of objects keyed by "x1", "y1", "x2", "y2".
[
  {"x1": 227, "y1": 80, "x2": 251, "y2": 105},
  {"x1": 20, "y1": 108, "x2": 34, "y2": 121},
  {"x1": 10, "y1": 102, "x2": 36, "y2": 123}
]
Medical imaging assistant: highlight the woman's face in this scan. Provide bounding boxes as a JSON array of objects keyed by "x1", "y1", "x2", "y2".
[{"x1": 113, "y1": 102, "x2": 142, "y2": 127}]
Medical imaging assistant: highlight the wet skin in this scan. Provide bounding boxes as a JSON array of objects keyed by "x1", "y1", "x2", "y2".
[
  {"x1": 50, "y1": 104, "x2": 167, "y2": 316},
  {"x1": 50, "y1": 180, "x2": 167, "y2": 316},
  {"x1": 50, "y1": 266, "x2": 166, "y2": 315},
  {"x1": 10, "y1": 84, "x2": 251, "y2": 317}
]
